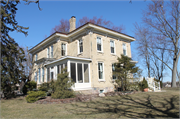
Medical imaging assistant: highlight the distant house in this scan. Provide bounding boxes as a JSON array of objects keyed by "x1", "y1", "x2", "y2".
[{"x1": 29, "y1": 16, "x2": 136, "y2": 94}]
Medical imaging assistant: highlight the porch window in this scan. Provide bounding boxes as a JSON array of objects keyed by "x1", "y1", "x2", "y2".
[
  {"x1": 51, "y1": 45, "x2": 53, "y2": 58},
  {"x1": 112, "y1": 64, "x2": 116, "y2": 80},
  {"x1": 98, "y1": 62, "x2": 103, "y2": 79},
  {"x1": 77, "y1": 63, "x2": 83, "y2": 83},
  {"x1": 42, "y1": 68, "x2": 44, "y2": 82},
  {"x1": 79, "y1": 39, "x2": 83, "y2": 53},
  {"x1": 123, "y1": 43, "x2": 127, "y2": 56},
  {"x1": 61, "y1": 43, "x2": 66, "y2": 56},
  {"x1": 51, "y1": 72, "x2": 54, "y2": 80},
  {"x1": 110, "y1": 40, "x2": 115, "y2": 54},
  {"x1": 97, "y1": 37, "x2": 102, "y2": 51},
  {"x1": 70, "y1": 63, "x2": 76, "y2": 83},
  {"x1": 38, "y1": 68, "x2": 41, "y2": 83}
]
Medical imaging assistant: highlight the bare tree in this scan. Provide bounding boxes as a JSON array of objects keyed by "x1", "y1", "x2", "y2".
[
  {"x1": 50, "y1": 16, "x2": 126, "y2": 35},
  {"x1": 136, "y1": 0, "x2": 179, "y2": 87}
]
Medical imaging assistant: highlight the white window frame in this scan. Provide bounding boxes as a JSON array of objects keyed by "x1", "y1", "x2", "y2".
[
  {"x1": 98, "y1": 62, "x2": 105, "y2": 81},
  {"x1": 97, "y1": 37, "x2": 103, "y2": 52},
  {"x1": 47, "y1": 47, "x2": 50, "y2": 58},
  {"x1": 61, "y1": 43, "x2": 67, "y2": 56},
  {"x1": 123, "y1": 43, "x2": 127, "y2": 56},
  {"x1": 78, "y1": 39, "x2": 83, "y2": 54},
  {"x1": 51, "y1": 45, "x2": 53, "y2": 58},
  {"x1": 110, "y1": 40, "x2": 115, "y2": 54}
]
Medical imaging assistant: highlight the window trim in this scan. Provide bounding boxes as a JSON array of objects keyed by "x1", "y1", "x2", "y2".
[
  {"x1": 98, "y1": 62, "x2": 105, "y2": 81},
  {"x1": 97, "y1": 36, "x2": 103, "y2": 52},
  {"x1": 110, "y1": 40, "x2": 116, "y2": 54}
]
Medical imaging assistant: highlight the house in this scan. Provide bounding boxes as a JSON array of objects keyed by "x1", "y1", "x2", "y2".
[{"x1": 29, "y1": 16, "x2": 136, "y2": 94}]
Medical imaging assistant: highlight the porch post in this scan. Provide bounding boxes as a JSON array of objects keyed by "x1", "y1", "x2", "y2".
[{"x1": 67, "y1": 60, "x2": 70, "y2": 77}]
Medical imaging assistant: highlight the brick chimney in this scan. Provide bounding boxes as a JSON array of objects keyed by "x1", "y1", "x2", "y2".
[{"x1": 69, "y1": 16, "x2": 76, "y2": 32}]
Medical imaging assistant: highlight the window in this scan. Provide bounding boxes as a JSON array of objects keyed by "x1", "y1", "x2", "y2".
[
  {"x1": 70, "y1": 63, "x2": 89, "y2": 83},
  {"x1": 79, "y1": 39, "x2": 83, "y2": 53},
  {"x1": 112, "y1": 64, "x2": 116, "y2": 80},
  {"x1": 35, "y1": 72, "x2": 37, "y2": 82},
  {"x1": 57, "y1": 65, "x2": 60, "y2": 74},
  {"x1": 61, "y1": 43, "x2": 66, "y2": 56},
  {"x1": 70, "y1": 63, "x2": 76, "y2": 83},
  {"x1": 47, "y1": 68, "x2": 50, "y2": 82},
  {"x1": 110, "y1": 40, "x2": 115, "y2": 54},
  {"x1": 35, "y1": 54, "x2": 38, "y2": 61},
  {"x1": 47, "y1": 47, "x2": 50, "y2": 58},
  {"x1": 123, "y1": 43, "x2": 127, "y2": 56},
  {"x1": 98, "y1": 63, "x2": 104, "y2": 79},
  {"x1": 38, "y1": 68, "x2": 41, "y2": 83},
  {"x1": 51, "y1": 45, "x2": 53, "y2": 58},
  {"x1": 97, "y1": 37, "x2": 102, "y2": 51},
  {"x1": 42, "y1": 68, "x2": 44, "y2": 82}
]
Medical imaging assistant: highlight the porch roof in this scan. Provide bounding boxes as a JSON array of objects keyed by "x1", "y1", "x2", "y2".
[{"x1": 44, "y1": 56, "x2": 92, "y2": 66}]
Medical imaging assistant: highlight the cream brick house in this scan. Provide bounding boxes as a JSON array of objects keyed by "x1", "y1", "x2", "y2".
[{"x1": 29, "y1": 16, "x2": 136, "y2": 93}]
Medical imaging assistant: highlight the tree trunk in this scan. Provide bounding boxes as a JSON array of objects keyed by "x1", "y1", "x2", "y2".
[{"x1": 172, "y1": 57, "x2": 178, "y2": 87}]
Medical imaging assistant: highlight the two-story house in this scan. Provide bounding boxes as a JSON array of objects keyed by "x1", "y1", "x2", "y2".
[{"x1": 29, "y1": 16, "x2": 136, "y2": 94}]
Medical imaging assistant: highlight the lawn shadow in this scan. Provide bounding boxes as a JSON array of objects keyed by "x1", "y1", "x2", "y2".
[{"x1": 65, "y1": 94, "x2": 179, "y2": 118}]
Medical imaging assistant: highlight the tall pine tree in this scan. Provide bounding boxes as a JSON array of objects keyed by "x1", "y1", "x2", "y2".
[
  {"x1": 113, "y1": 55, "x2": 139, "y2": 91},
  {"x1": 1, "y1": 0, "x2": 40, "y2": 96}
]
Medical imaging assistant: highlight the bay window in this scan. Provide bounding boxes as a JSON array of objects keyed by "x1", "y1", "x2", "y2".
[
  {"x1": 61, "y1": 43, "x2": 66, "y2": 56},
  {"x1": 79, "y1": 39, "x2": 83, "y2": 53},
  {"x1": 38, "y1": 68, "x2": 41, "y2": 83}
]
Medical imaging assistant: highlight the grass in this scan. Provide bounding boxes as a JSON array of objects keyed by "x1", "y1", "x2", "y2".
[{"x1": 1, "y1": 88, "x2": 179, "y2": 118}]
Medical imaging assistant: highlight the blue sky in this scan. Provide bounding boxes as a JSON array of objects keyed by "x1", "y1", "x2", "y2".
[{"x1": 10, "y1": 1, "x2": 175, "y2": 82}]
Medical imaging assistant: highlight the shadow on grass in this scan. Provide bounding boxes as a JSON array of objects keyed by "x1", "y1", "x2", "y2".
[{"x1": 65, "y1": 94, "x2": 179, "y2": 118}]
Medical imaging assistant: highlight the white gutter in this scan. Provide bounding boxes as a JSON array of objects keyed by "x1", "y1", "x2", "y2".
[{"x1": 44, "y1": 56, "x2": 92, "y2": 66}]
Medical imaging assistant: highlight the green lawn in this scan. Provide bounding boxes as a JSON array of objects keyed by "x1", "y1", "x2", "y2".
[{"x1": 1, "y1": 88, "x2": 179, "y2": 118}]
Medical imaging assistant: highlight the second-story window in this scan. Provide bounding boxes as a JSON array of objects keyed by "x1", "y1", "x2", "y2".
[
  {"x1": 47, "y1": 47, "x2": 50, "y2": 58},
  {"x1": 110, "y1": 40, "x2": 115, "y2": 54},
  {"x1": 97, "y1": 37, "x2": 102, "y2": 51},
  {"x1": 79, "y1": 39, "x2": 83, "y2": 53},
  {"x1": 51, "y1": 45, "x2": 53, "y2": 58},
  {"x1": 61, "y1": 43, "x2": 66, "y2": 56},
  {"x1": 123, "y1": 43, "x2": 127, "y2": 56},
  {"x1": 35, "y1": 54, "x2": 38, "y2": 61}
]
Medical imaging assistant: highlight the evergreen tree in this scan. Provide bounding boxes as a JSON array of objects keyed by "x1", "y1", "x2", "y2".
[
  {"x1": 51, "y1": 68, "x2": 75, "y2": 99},
  {"x1": 113, "y1": 55, "x2": 139, "y2": 91},
  {"x1": 1, "y1": 0, "x2": 40, "y2": 97}
]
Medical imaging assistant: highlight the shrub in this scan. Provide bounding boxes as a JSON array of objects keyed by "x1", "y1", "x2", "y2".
[
  {"x1": 25, "y1": 91, "x2": 46, "y2": 103},
  {"x1": 138, "y1": 77, "x2": 148, "y2": 91},
  {"x1": 39, "y1": 80, "x2": 55, "y2": 96},
  {"x1": 22, "y1": 81, "x2": 37, "y2": 95},
  {"x1": 51, "y1": 68, "x2": 75, "y2": 99}
]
